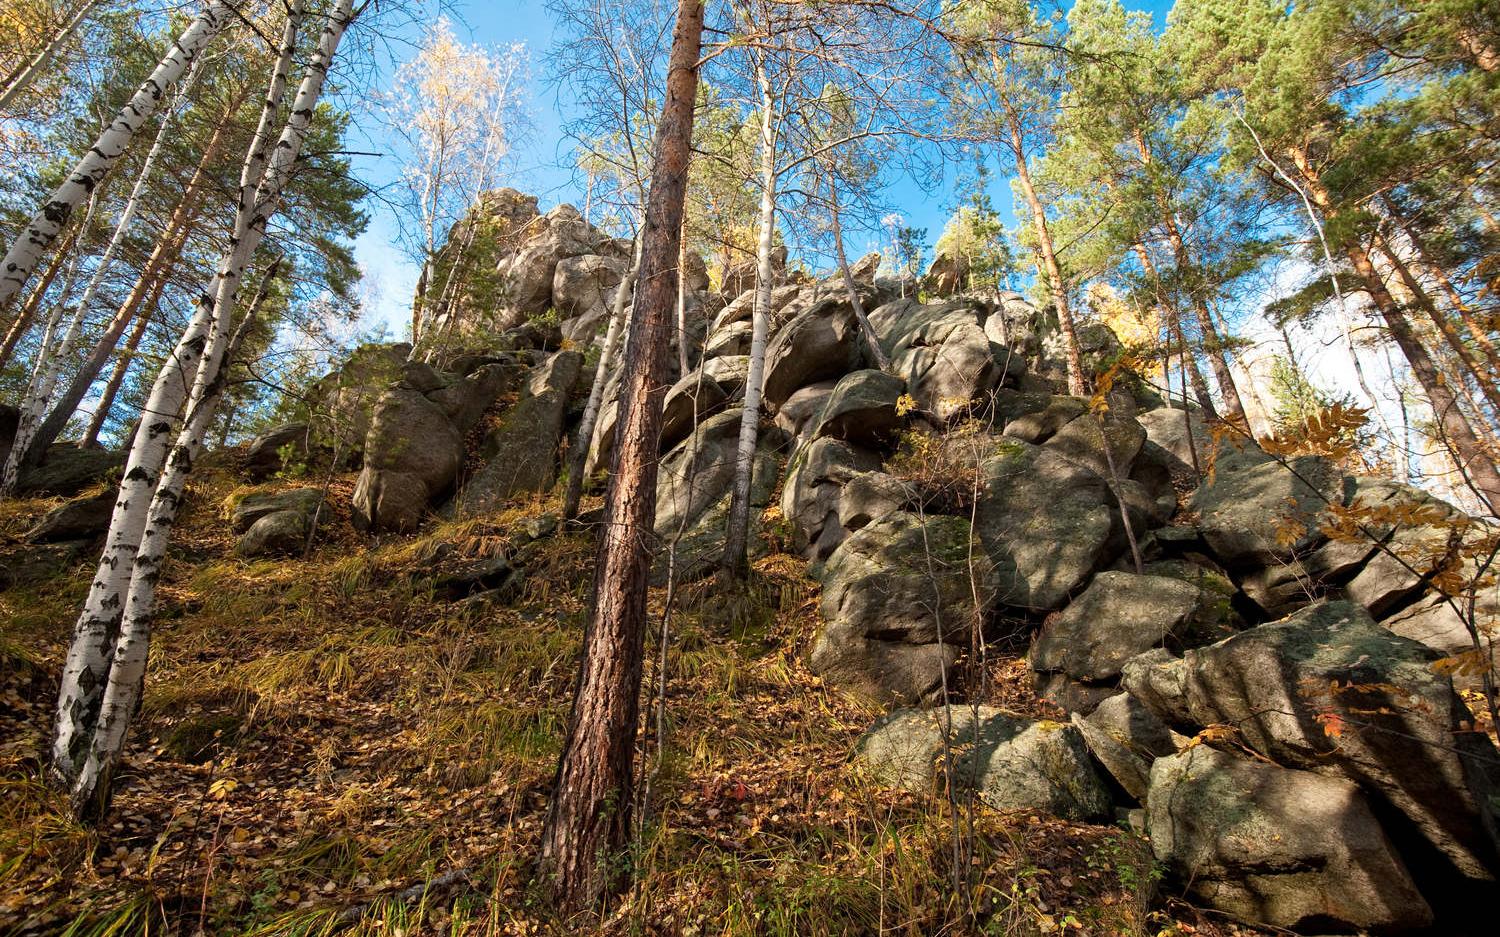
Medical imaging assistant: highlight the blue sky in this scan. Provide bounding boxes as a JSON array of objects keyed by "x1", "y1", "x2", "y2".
[{"x1": 348, "y1": 0, "x2": 1177, "y2": 336}]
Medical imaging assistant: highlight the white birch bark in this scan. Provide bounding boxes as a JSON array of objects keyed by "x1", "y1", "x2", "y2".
[
  {"x1": 562, "y1": 231, "x2": 642, "y2": 520},
  {"x1": 0, "y1": 1, "x2": 232, "y2": 310},
  {"x1": 0, "y1": 0, "x2": 103, "y2": 112},
  {"x1": 720, "y1": 65, "x2": 779, "y2": 575},
  {"x1": 2, "y1": 60, "x2": 204, "y2": 495},
  {"x1": 65, "y1": 0, "x2": 355, "y2": 813}
]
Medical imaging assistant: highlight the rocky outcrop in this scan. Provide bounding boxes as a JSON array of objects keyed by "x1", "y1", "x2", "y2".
[
  {"x1": 858, "y1": 706, "x2": 1112, "y2": 821},
  {"x1": 26, "y1": 490, "x2": 113, "y2": 543},
  {"x1": 231, "y1": 488, "x2": 324, "y2": 557},
  {"x1": 868, "y1": 299, "x2": 1020, "y2": 424},
  {"x1": 244, "y1": 422, "x2": 312, "y2": 479},
  {"x1": 1148, "y1": 745, "x2": 1432, "y2": 933},
  {"x1": 454, "y1": 350, "x2": 582, "y2": 516},
  {"x1": 811, "y1": 512, "x2": 997, "y2": 706}
]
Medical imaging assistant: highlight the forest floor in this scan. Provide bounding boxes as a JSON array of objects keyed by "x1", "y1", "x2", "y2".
[{"x1": 0, "y1": 453, "x2": 1278, "y2": 936}]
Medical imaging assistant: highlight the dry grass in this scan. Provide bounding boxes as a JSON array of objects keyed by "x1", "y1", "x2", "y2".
[{"x1": 0, "y1": 464, "x2": 1272, "y2": 937}]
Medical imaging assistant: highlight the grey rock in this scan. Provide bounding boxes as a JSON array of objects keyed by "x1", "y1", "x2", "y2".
[
  {"x1": 1136, "y1": 407, "x2": 1267, "y2": 477},
  {"x1": 236, "y1": 509, "x2": 308, "y2": 558},
  {"x1": 773, "y1": 379, "x2": 839, "y2": 440},
  {"x1": 354, "y1": 387, "x2": 464, "y2": 531},
  {"x1": 0, "y1": 539, "x2": 88, "y2": 590},
  {"x1": 1179, "y1": 600, "x2": 1500, "y2": 884},
  {"x1": 972, "y1": 439, "x2": 1117, "y2": 611},
  {"x1": 1043, "y1": 413, "x2": 1145, "y2": 480},
  {"x1": 1029, "y1": 571, "x2": 1211, "y2": 685},
  {"x1": 836, "y1": 471, "x2": 911, "y2": 533},
  {"x1": 810, "y1": 369, "x2": 906, "y2": 445},
  {"x1": 857, "y1": 707, "x2": 1112, "y2": 820},
  {"x1": 762, "y1": 300, "x2": 869, "y2": 409},
  {"x1": 869, "y1": 299, "x2": 1019, "y2": 424},
  {"x1": 351, "y1": 469, "x2": 429, "y2": 534},
  {"x1": 231, "y1": 487, "x2": 323, "y2": 534},
  {"x1": 1381, "y1": 581, "x2": 1500, "y2": 692},
  {"x1": 309, "y1": 342, "x2": 410, "y2": 450},
  {"x1": 426, "y1": 361, "x2": 518, "y2": 434},
  {"x1": 455, "y1": 350, "x2": 583, "y2": 515},
  {"x1": 812, "y1": 512, "x2": 997, "y2": 706},
  {"x1": 1147, "y1": 746, "x2": 1431, "y2": 933},
  {"x1": 244, "y1": 422, "x2": 310, "y2": 478},
  {"x1": 26, "y1": 490, "x2": 114, "y2": 543},
  {"x1": 1002, "y1": 395, "x2": 1086, "y2": 443},
  {"x1": 1071, "y1": 692, "x2": 1179, "y2": 800},
  {"x1": 779, "y1": 436, "x2": 882, "y2": 560},
  {"x1": 1119, "y1": 648, "x2": 1193, "y2": 727},
  {"x1": 16, "y1": 445, "x2": 123, "y2": 497},
  {"x1": 1189, "y1": 454, "x2": 1341, "y2": 567}
]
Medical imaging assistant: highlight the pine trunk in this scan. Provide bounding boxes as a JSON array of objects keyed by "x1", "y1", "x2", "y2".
[
  {"x1": 538, "y1": 0, "x2": 704, "y2": 907},
  {"x1": 1008, "y1": 113, "x2": 1084, "y2": 396},
  {"x1": 0, "y1": 1, "x2": 231, "y2": 309}
]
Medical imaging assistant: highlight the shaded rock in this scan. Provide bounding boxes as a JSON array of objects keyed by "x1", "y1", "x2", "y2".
[
  {"x1": 26, "y1": 490, "x2": 114, "y2": 543},
  {"x1": 1043, "y1": 413, "x2": 1145, "y2": 480},
  {"x1": 1002, "y1": 395, "x2": 1085, "y2": 444},
  {"x1": 1381, "y1": 580, "x2": 1499, "y2": 692},
  {"x1": 779, "y1": 436, "x2": 882, "y2": 560},
  {"x1": 773, "y1": 379, "x2": 838, "y2": 440},
  {"x1": 426, "y1": 361, "x2": 518, "y2": 434},
  {"x1": 972, "y1": 439, "x2": 1117, "y2": 611},
  {"x1": 553, "y1": 254, "x2": 625, "y2": 323},
  {"x1": 455, "y1": 350, "x2": 583, "y2": 515},
  {"x1": 0, "y1": 539, "x2": 88, "y2": 590},
  {"x1": 1189, "y1": 454, "x2": 1341, "y2": 567},
  {"x1": 705, "y1": 319, "x2": 752, "y2": 357},
  {"x1": 1137, "y1": 407, "x2": 1267, "y2": 477},
  {"x1": 812, "y1": 512, "x2": 997, "y2": 706},
  {"x1": 309, "y1": 342, "x2": 410, "y2": 450},
  {"x1": 1147, "y1": 745, "x2": 1431, "y2": 933},
  {"x1": 1119, "y1": 648, "x2": 1193, "y2": 727},
  {"x1": 761, "y1": 300, "x2": 868, "y2": 409},
  {"x1": 1071, "y1": 692, "x2": 1179, "y2": 800},
  {"x1": 236, "y1": 510, "x2": 308, "y2": 557},
  {"x1": 1342, "y1": 479, "x2": 1466, "y2": 616},
  {"x1": 16, "y1": 445, "x2": 123, "y2": 497},
  {"x1": 810, "y1": 369, "x2": 905, "y2": 445},
  {"x1": 244, "y1": 422, "x2": 310, "y2": 478},
  {"x1": 869, "y1": 299, "x2": 1019, "y2": 424},
  {"x1": 1029, "y1": 571, "x2": 1213, "y2": 685},
  {"x1": 857, "y1": 707, "x2": 1111, "y2": 820},
  {"x1": 1179, "y1": 601, "x2": 1500, "y2": 884},
  {"x1": 836, "y1": 472, "x2": 911, "y2": 533},
  {"x1": 231, "y1": 487, "x2": 323, "y2": 534},
  {"x1": 354, "y1": 389, "x2": 463, "y2": 532}
]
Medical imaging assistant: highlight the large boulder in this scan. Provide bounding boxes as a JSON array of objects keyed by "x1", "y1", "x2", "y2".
[
  {"x1": 309, "y1": 342, "x2": 411, "y2": 450},
  {"x1": 455, "y1": 350, "x2": 582, "y2": 515},
  {"x1": 1174, "y1": 601, "x2": 1500, "y2": 886},
  {"x1": 425, "y1": 361, "x2": 518, "y2": 435},
  {"x1": 761, "y1": 300, "x2": 869, "y2": 409},
  {"x1": 811, "y1": 511, "x2": 997, "y2": 706},
  {"x1": 231, "y1": 487, "x2": 324, "y2": 534},
  {"x1": 1071, "y1": 692, "x2": 1180, "y2": 800},
  {"x1": 26, "y1": 490, "x2": 114, "y2": 543},
  {"x1": 1147, "y1": 745, "x2": 1432, "y2": 933},
  {"x1": 244, "y1": 422, "x2": 311, "y2": 478},
  {"x1": 857, "y1": 707, "x2": 1112, "y2": 820},
  {"x1": 15, "y1": 445, "x2": 123, "y2": 497},
  {"x1": 236, "y1": 510, "x2": 310, "y2": 558},
  {"x1": 779, "y1": 436, "x2": 882, "y2": 561},
  {"x1": 1189, "y1": 454, "x2": 1342, "y2": 568},
  {"x1": 1042, "y1": 412, "x2": 1145, "y2": 480},
  {"x1": 1381, "y1": 576, "x2": 1499, "y2": 691},
  {"x1": 809, "y1": 369, "x2": 905, "y2": 446},
  {"x1": 553, "y1": 253, "x2": 625, "y2": 338},
  {"x1": 1029, "y1": 570, "x2": 1227, "y2": 690},
  {"x1": 971, "y1": 438, "x2": 1119, "y2": 611},
  {"x1": 353, "y1": 389, "x2": 463, "y2": 532},
  {"x1": 868, "y1": 299, "x2": 1020, "y2": 424}
]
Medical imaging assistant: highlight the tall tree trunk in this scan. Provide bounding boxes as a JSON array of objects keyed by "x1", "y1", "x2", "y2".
[
  {"x1": 80, "y1": 275, "x2": 165, "y2": 449},
  {"x1": 0, "y1": 0, "x2": 102, "y2": 112},
  {"x1": 1374, "y1": 231, "x2": 1500, "y2": 420},
  {"x1": 1006, "y1": 107, "x2": 1083, "y2": 395},
  {"x1": 1297, "y1": 160, "x2": 1500, "y2": 512},
  {"x1": 676, "y1": 218, "x2": 692, "y2": 378},
  {"x1": 1388, "y1": 210, "x2": 1500, "y2": 373},
  {"x1": 1134, "y1": 242, "x2": 1214, "y2": 418},
  {"x1": 5, "y1": 57, "x2": 205, "y2": 489},
  {"x1": 26, "y1": 91, "x2": 235, "y2": 459},
  {"x1": 538, "y1": 0, "x2": 704, "y2": 906},
  {"x1": 563, "y1": 233, "x2": 642, "y2": 520},
  {"x1": 1134, "y1": 130, "x2": 1244, "y2": 419},
  {"x1": 0, "y1": 1, "x2": 232, "y2": 309},
  {"x1": 53, "y1": 0, "x2": 342, "y2": 813},
  {"x1": 720, "y1": 60, "x2": 779, "y2": 578},
  {"x1": 0, "y1": 223, "x2": 79, "y2": 369}
]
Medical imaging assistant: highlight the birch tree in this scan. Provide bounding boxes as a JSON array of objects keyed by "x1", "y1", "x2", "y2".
[
  {"x1": 0, "y1": 0, "x2": 234, "y2": 310},
  {"x1": 53, "y1": 0, "x2": 360, "y2": 816},
  {"x1": 0, "y1": 0, "x2": 103, "y2": 112},
  {"x1": 1, "y1": 54, "x2": 205, "y2": 493}
]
